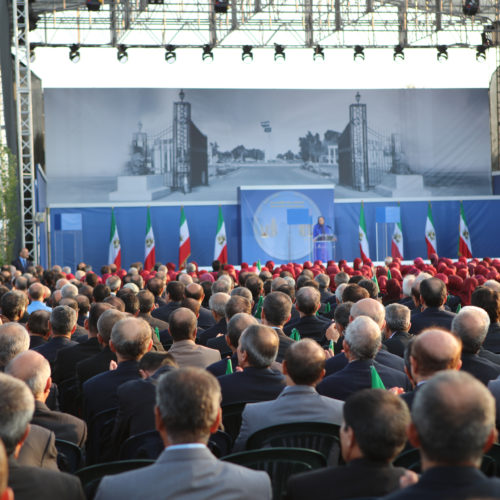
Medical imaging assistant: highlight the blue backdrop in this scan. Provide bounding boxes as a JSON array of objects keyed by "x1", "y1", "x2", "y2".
[{"x1": 49, "y1": 197, "x2": 500, "y2": 271}]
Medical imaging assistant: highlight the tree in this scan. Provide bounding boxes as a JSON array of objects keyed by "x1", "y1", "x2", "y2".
[{"x1": 0, "y1": 145, "x2": 19, "y2": 265}]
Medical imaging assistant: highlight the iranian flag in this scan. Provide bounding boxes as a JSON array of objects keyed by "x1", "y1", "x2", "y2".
[
  {"x1": 108, "y1": 208, "x2": 121, "y2": 269},
  {"x1": 214, "y1": 206, "x2": 228, "y2": 264},
  {"x1": 179, "y1": 207, "x2": 191, "y2": 270},
  {"x1": 359, "y1": 202, "x2": 370, "y2": 261},
  {"x1": 144, "y1": 207, "x2": 156, "y2": 271},
  {"x1": 458, "y1": 201, "x2": 473, "y2": 258},
  {"x1": 425, "y1": 202, "x2": 437, "y2": 258},
  {"x1": 391, "y1": 220, "x2": 404, "y2": 259}
]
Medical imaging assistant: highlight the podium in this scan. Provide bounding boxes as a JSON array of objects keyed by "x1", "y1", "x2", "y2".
[
  {"x1": 313, "y1": 235, "x2": 336, "y2": 262},
  {"x1": 375, "y1": 206, "x2": 400, "y2": 261}
]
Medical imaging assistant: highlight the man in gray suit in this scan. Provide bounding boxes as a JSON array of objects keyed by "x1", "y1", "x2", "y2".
[
  {"x1": 95, "y1": 367, "x2": 271, "y2": 500},
  {"x1": 232, "y1": 338, "x2": 344, "y2": 452}
]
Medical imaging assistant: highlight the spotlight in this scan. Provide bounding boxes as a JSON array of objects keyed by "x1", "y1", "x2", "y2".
[
  {"x1": 242, "y1": 45, "x2": 253, "y2": 63},
  {"x1": 436, "y1": 45, "x2": 448, "y2": 62},
  {"x1": 274, "y1": 44, "x2": 285, "y2": 62},
  {"x1": 313, "y1": 45, "x2": 325, "y2": 62},
  {"x1": 202, "y1": 44, "x2": 214, "y2": 62},
  {"x1": 117, "y1": 45, "x2": 128, "y2": 63},
  {"x1": 86, "y1": 0, "x2": 102, "y2": 11},
  {"x1": 476, "y1": 45, "x2": 487, "y2": 61},
  {"x1": 165, "y1": 45, "x2": 176, "y2": 63},
  {"x1": 463, "y1": 0, "x2": 479, "y2": 16},
  {"x1": 353, "y1": 45, "x2": 365, "y2": 61},
  {"x1": 393, "y1": 44, "x2": 405, "y2": 61},
  {"x1": 214, "y1": 0, "x2": 228, "y2": 13},
  {"x1": 69, "y1": 44, "x2": 80, "y2": 63}
]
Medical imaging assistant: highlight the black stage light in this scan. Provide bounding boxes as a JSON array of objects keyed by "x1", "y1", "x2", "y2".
[
  {"x1": 393, "y1": 44, "x2": 404, "y2": 61},
  {"x1": 313, "y1": 45, "x2": 325, "y2": 62},
  {"x1": 354, "y1": 45, "x2": 365, "y2": 61},
  {"x1": 476, "y1": 44, "x2": 487, "y2": 61},
  {"x1": 165, "y1": 45, "x2": 176, "y2": 63},
  {"x1": 117, "y1": 45, "x2": 128, "y2": 63},
  {"x1": 463, "y1": 0, "x2": 479, "y2": 16},
  {"x1": 202, "y1": 44, "x2": 214, "y2": 62},
  {"x1": 274, "y1": 44, "x2": 285, "y2": 62},
  {"x1": 86, "y1": 0, "x2": 102, "y2": 11},
  {"x1": 437, "y1": 45, "x2": 448, "y2": 62},
  {"x1": 242, "y1": 45, "x2": 253, "y2": 63},
  {"x1": 214, "y1": 1, "x2": 228, "y2": 13},
  {"x1": 69, "y1": 44, "x2": 81, "y2": 63}
]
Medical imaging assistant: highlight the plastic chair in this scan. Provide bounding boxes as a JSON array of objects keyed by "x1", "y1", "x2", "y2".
[
  {"x1": 119, "y1": 430, "x2": 163, "y2": 460},
  {"x1": 208, "y1": 430, "x2": 233, "y2": 458},
  {"x1": 246, "y1": 422, "x2": 341, "y2": 465},
  {"x1": 484, "y1": 442, "x2": 500, "y2": 477},
  {"x1": 86, "y1": 407, "x2": 118, "y2": 465},
  {"x1": 222, "y1": 447, "x2": 326, "y2": 500},
  {"x1": 221, "y1": 402, "x2": 249, "y2": 443},
  {"x1": 76, "y1": 459, "x2": 155, "y2": 500},
  {"x1": 55, "y1": 438, "x2": 84, "y2": 473}
]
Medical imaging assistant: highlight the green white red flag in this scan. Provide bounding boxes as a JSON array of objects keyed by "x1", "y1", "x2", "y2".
[
  {"x1": 144, "y1": 207, "x2": 155, "y2": 271},
  {"x1": 458, "y1": 201, "x2": 472, "y2": 258},
  {"x1": 214, "y1": 206, "x2": 227, "y2": 264},
  {"x1": 391, "y1": 220, "x2": 404, "y2": 259},
  {"x1": 425, "y1": 202, "x2": 437, "y2": 258},
  {"x1": 179, "y1": 206, "x2": 191, "y2": 270},
  {"x1": 359, "y1": 202, "x2": 370, "y2": 261},
  {"x1": 108, "y1": 208, "x2": 121, "y2": 269}
]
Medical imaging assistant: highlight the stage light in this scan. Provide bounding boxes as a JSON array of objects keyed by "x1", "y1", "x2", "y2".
[
  {"x1": 313, "y1": 45, "x2": 325, "y2": 62},
  {"x1": 214, "y1": 0, "x2": 228, "y2": 13},
  {"x1": 202, "y1": 45, "x2": 214, "y2": 62},
  {"x1": 117, "y1": 45, "x2": 128, "y2": 63},
  {"x1": 353, "y1": 45, "x2": 365, "y2": 61},
  {"x1": 242, "y1": 45, "x2": 253, "y2": 63},
  {"x1": 274, "y1": 44, "x2": 285, "y2": 62},
  {"x1": 29, "y1": 46, "x2": 36, "y2": 63},
  {"x1": 393, "y1": 44, "x2": 405, "y2": 61},
  {"x1": 69, "y1": 44, "x2": 80, "y2": 63},
  {"x1": 476, "y1": 45, "x2": 487, "y2": 61},
  {"x1": 436, "y1": 45, "x2": 448, "y2": 62},
  {"x1": 463, "y1": 0, "x2": 479, "y2": 16},
  {"x1": 86, "y1": 0, "x2": 102, "y2": 11},
  {"x1": 165, "y1": 45, "x2": 176, "y2": 63}
]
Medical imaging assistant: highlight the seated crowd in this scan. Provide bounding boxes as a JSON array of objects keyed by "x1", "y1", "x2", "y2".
[{"x1": 1, "y1": 250, "x2": 500, "y2": 499}]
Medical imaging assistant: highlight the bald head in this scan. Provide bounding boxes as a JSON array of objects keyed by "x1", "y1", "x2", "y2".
[
  {"x1": 344, "y1": 316, "x2": 381, "y2": 361},
  {"x1": 169, "y1": 307, "x2": 198, "y2": 342},
  {"x1": 296, "y1": 286, "x2": 321, "y2": 316},
  {"x1": 350, "y1": 298, "x2": 385, "y2": 329},
  {"x1": 284, "y1": 339, "x2": 326, "y2": 386},
  {"x1": 185, "y1": 283, "x2": 204, "y2": 302},
  {"x1": 238, "y1": 324, "x2": 279, "y2": 369},
  {"x1": 5, "y1": 350, "x2": 50, "y2": 400},
  {"x1": 411, "y1": 328, "x2": 462, "y2": 381},
  {"x1": 452, "y1": 306, "x2": 490, "y2": 354},
  {"x1": 110, "y1": 317, "x2": 152, "y2": 360},
  {"x1": 28, "y1": 282, "x2": 45, "y2": 301},
  {"x1": 178, "y1": 274, "x2": 193, "y2": 286}
]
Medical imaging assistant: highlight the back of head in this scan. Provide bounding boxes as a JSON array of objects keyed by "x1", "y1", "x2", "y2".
[
  {"x1": 342, "y1": 284, "x2": 370, "y2": 304},
  {"x1": 208, "y1": 292, "x2": 230, "y2": 318},
  {"x1": 212, "y1": 278, "x2": 231, "y2": 295},
  {"x1": 5, "y1": 350, "x2": 50, "y2": 399},
  {"x1": 27, "y1": 310, "x2": 50, "y2": 336},
  {"x1": 451, "y1": 305, "x2": 490, "y2": 354},
  {"x1": 0, "y1": 372, "x2": 34, "y2": 455},
  {"x1": 50, "y1": 305, "x2": 77, "y2": 336},
  {"x1": 167, "y1": 281, "x2": 185, "y2": 302},
  {"x1": 103, "y1": 295, "x2": 126, "y2": 312},
  {"x1": 344, "y1": 316, "x2": 381, "y2": 361},
  {"x1": 402, "y1": 275, "x2": 416, "y2": 297},
  {"x1": 314, "y1": 273, "x2": 330, "y2": 290},
  {"x1": 93, "y1": 284, "x2": 111, "y2": 303},
  {"x1": 239, "y1": 324, "x2": 279, "y2": 368},
  {"x1": 334, "y1": 271, "x2": 350, "y2": 286},
  {"x1": 61, "y1": 283, "x2": 78, "y2": 299},
  {"x1": 471, "y1": 286, "x2": 500, "y2": 323},
  {"x1": 411, "y1": 328, "x2": 462, "y2": 378},
  {"x1": 97, "y1": 308, "x2": 127, "y2": 344},
  {"x1": 334, "y1": 301, "x2": 353, "y2": 330},
  {"x1": 343, "y1": 389, "x2": 410, "y2": 462},
  {"x1": 230, "y1": 287, "x2": 253, "y2": 303},
  {"x1": 76, "y1": 294, "x2": 90, "y2": 316},
  {"x1": 147, "y1": 277, "x2": 165, "y2": 298},
  {"x1": 106, "y1": 275, "x2": 122, "y2": 293},
  {"x1": 110, "y1": 317, "x2": 152, "y2": 360},
  {"x1": 119, "y1": 290, "x2": 140, "y2": 315},
  {"x1": 263, "y1": 292, "x2": 292, "y2": 326},
  {"x1": 225, "y1": 295, "x2": 252, "y2": 320},
  {"x1": 169, "y1": 307, "x2": 197, "y2": 342},
  {"x1": 295, "y1": 286, "x2": 321, "y2": 316},
  {"x1": 181, "y1": 297, "x2": 201, "y2": 316},
  {"x1": 1, "y1": 291, "x2": 26, "y2": 321},
  {"x1": 0, "y1": 323, "x2": 30, "y2": 370},
  {"x1": 88, "y1": 302, "x2": 113, "y2": 335},
  {"x1": 358, "y1": 279, "x2": 379, "y2": 300},
  {"x1": 385, "y1": 303, "x2": 411, "y2": 333},
  {"x1": 139, "y1": 352, "x2": 177, "y2": 373},
  {"x1": 156, "y1": 367, "x2": 220, "y2": 444},
  {"x1": 284, "y1": 339, "x2": 325, "y2": 386},
  {"x1": 420, "y1": 277, "x2": 447, "y2": 308},
  {"x1": 335, "y1": 283, "x2": 347, "y2": 304},
  {"x1": 185, "y1": 283, "x2": 203, "y2": 301},
  {"x1": 28, "y1": 282, "x2": 44, "y2": 301},
  {"x1": 138, "y1": 290, "x2": 155, "y2": 314},
  {"x1": 244, "y1": 276, "x2": 264, "y2": 302},
  {"x1": 351, "y1": 298, "x2": 385, "y2": 329},
  {"x1": 412, "y1": 370, "x2": 495, "y2": 466},
  {"x1": 227, "y1": 313, "x2": 258, "y2": 349}
]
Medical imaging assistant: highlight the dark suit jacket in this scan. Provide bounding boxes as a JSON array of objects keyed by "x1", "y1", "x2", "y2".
[
  {"x1": 384, "y1": 331, "x2": 412, "y2": 358},
  {"x1": 198, "y1": 318, "x2": 227, "y2": 346},
  {"x1": 71, "y1": 324, "x2": 89, "y2": 343},
  {"x1": 34, "y1": 336, "x2": 78, "y2": 366},
  {"x1": 283, "y1": 315, "x2": 329, "y2": 344},
  {"x1": 198, "y1": 306, "x2": 216, "y2": 330},
  {"x1": 12, "y1": 256, "x2": 33, "y2": 273},
  {"x1": 479, "y1": 346, "x2": 500, "y2": 365},
  {"x1": 76, "y1": 345, "x2": 116, "y2": 386},
  {"x1": 53, "y1": 337, "x2": 102, "y2": 385},
  {"x1": 287, "y1": 458, "x2": 406, "y2": 500},
  {"x1": 9, "y1": 458, "x2": 85, "y2": 500},
  {"x1": 17, "y1": 424, "x2": 58, "y2": 470},
  {"x1": 218, "y1": 366, "x2": 286, "y2": 405},
  {"x1": 151, "y1": 301, "x2": 181, "y2": 323},
  {"x1": 383, "y1": 465, "x2": 500, "y2": 500},
  {"x1": 284, "y1": 307, "x2": 301, "y2": 328},
  {"x1": 29, "y1": 335, "x2": 47, "y2": 349},
  {"x1": 83, "y1": 360, "x2": 141, "y2": 421},
  {"x1": 317, "y1": 359, "x2": 411, "y2": 401},
  {"x1": 138, "y1": 312, "x2": 169, "y2": 332},
  {"x1": 483, "y1": 322, "x2": 500, "y2": 354},
  {"x1": 409, "y1": 307, "x2": 456, "y2": 335},
  {"x1": 400, "y1": 382, "x2": 424, "y2": 410},
  {"x1": 207, "y1": 334, "x2": 232, "y2": 357},
  {"x1": 460, "y1": 352, "x2": 500, "y2": 385},
  {"x1": 207, "y1": 353, "x2": 238, "y2": 377},
  {"x1": 325, "y1": 350, "x2": 405, "y2": 377},
  {"x1": 33, "y1": 400, "x2": 87, "y2": 447},
  {"x1": 275, "y1": 328, "x2": 295, "y2": 363}
]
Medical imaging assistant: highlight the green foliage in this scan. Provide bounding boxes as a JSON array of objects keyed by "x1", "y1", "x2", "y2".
[{"x1": 0, "y1": 145, "x2": 19, "y2": 265}]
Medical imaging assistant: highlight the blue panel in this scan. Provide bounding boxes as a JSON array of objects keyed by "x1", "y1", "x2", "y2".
[
  {"x1": 493, "y1": 175, "x2": 500, "y2": 195},
  {"x1": 61, "y1": 213, "x2": 82, "y2": 231},
  {"x1": 375, "y1": 206, "x2": 400, "y2": 223},
  {"x1": 287, "y1": 209, "x2": 312, "y2": 225}
]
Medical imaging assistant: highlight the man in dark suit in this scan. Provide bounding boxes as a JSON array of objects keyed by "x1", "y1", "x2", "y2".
[
  {"x1": 451, "y1": 306, "x2": 500, "y2": 385},
  {"x1": 315, "y1": 273, "x2": 336, "y2": 305},
  {"x1": 401, "y1": 328, "x2": 462, "y2": 409},
  {"x1": 317, "y1": 316, "x2": 411, "y2": 401},
  {"x1": 137, "y1": 290, "x2": 169, "y2": 332},
  {"x1": 6, "y1": 350, "x2": 87, "y2": 447},
  {"x1": 146, "y1": 277, "x2": 167, "y2": 308},
  {"x1": 12, "y1": 248, "x2": 33, "y2": 273},
  {"x1": 284, "y1": 286, "x2": 330, "y2": 344},
  {"x1": 151, "y1": 281, "x2": 185, "y2": 323},
  {"x1": 218, "y1": 324, "x2": 286, "y2": 405},
  {"x1": 384, "y1": 303, "x2": 413, "y2": 358},
  {"x1": 185, "y1": 283, "x2": 216, "y2": 330},
  {"x1": 288, "y1": 389, "x2": 411, "y2": 500},
  {"x1": 27, "y1": 310, "x2": 50, "y2": 349},
  {"x1": 1, "y1": 291, "x2": 27, "y2": 324},
  {"x1": 0, "y1": 372, "x2": 85, "y2": 500},
  {"x1": 384, "y1": 371, "x2": 500, "y2": 500},
  {"x1": 472, "y1": 286, "x2": 500, "y2": 353},
  {"x1": 34, "y1": 306, "x2": 78, "y2": 368},
  {"x1": 198, "y1": 292, "x2": 230, "y2": 346},
  {"x1": 409, "y1": 277, "x2": 456, "y2": 335},
  {"x1": 83, "y1": 316, "x2": 152, "y2": 422}
]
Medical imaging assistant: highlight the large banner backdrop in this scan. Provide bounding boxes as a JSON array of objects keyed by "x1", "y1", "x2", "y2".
[{"x1": 44, "y1": 88, "x2": 491, "y2": 204}]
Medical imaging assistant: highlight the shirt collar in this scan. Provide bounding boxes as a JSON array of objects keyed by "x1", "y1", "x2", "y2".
[{"x1": 167, "y1": 443, "x2": 206, "y2": 451}]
